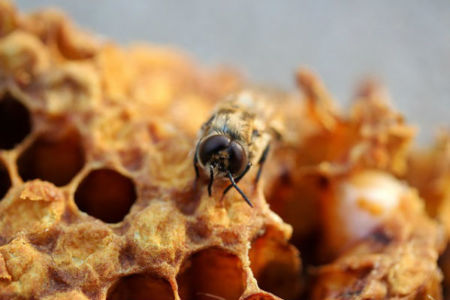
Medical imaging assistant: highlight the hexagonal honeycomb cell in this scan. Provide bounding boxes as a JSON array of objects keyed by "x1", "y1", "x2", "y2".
[
  {"x1": 177, "y1": 247, "x2": 246, "y2": 300},
  {"x1": 0, "y1": 91, "x2": 31, "y2": 150},
  {"x1": 0, "y1": 2, "x2": 447, "y2": 300},
  {"x1": 0, "y1": 158, "x2": 10, "y2": 199},
  {"x1": 17, "y1": 127, "x2": 85, "y2": 186},
  {"x1": 107, "y1": 273, "x2": 175, "y2": 300},
  {"x1": 74, "y1": 168, "x2": 137, "y2": 223}
]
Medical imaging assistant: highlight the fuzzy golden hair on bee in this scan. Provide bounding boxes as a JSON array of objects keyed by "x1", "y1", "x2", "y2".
[{"x1": 193, "y1": 90, "x2": 275, "y2": 207}]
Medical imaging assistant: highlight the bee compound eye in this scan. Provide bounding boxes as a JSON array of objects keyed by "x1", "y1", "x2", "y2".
[
  {"x1": 228, "y1": 141, "x2": 247, "y2": 175},
  {"x1": 199, "y1": 135, "x2": 230, "y2": 166}
]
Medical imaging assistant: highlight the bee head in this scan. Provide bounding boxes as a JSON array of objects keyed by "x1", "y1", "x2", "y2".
[{"x1": 198, "y1": 134, "x2": 248, "y2": 177}]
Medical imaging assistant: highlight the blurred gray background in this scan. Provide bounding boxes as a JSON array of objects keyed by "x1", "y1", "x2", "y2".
[{"x1": 16, "y1": 0, "x2": 450, "y2": 143}]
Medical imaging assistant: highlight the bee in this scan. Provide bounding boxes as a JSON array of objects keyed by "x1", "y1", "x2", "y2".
[{"x1": 194, "y1": 90, "x2": 278, "y2": 207}]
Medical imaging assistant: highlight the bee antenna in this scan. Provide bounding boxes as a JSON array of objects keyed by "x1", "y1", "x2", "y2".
[
  {"x1": 208, "y1": 165, "x2": 214, "y2": 196},
  {"x1": 226, "y1": 171, "x2": 253, "y2": 208}
]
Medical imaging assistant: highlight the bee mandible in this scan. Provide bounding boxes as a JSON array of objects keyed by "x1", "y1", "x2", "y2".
[{"x1": 193, "y1": 90, "x2": 277, "y2": 207}]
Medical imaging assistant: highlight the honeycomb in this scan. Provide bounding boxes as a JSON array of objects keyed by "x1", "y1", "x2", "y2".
[
  {"x1": 0, "y1": 2, "x2": 446, "y2": 300},
  {"x1": 406, "y1": 132, "x2": 450, "y2": 297}
]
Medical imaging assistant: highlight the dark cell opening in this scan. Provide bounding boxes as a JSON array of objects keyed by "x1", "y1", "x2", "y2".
[
  {"x1": 177, "y1": 247, "x2": 246, "y2": 300},
  {"x1": 107, "y1": 273, "x2": 175, "y2": 300},
  {"x1": 249, "y1": 228, "x2": 301, "y2": 300},
  {"x1": 0, "y1": 160, "x2": 11, "y2": 200},
  {"x1": 17, "y1": 128, "x2": 85, "y2": 186},
  {"x1": 74, "y1": 169, "x2": 136, "y2": 223},
  {"x1": 0, "y1": 93, "x2": 31, "y2": 150}
]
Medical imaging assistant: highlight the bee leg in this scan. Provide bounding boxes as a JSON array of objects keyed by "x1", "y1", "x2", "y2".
[
  {"x1": 194, "y1": 162, "x2": 200, "y2": 181},
  {"x1": 193, "y1": 144, "x2": 200, "y2": 180},
  {"x1": 223, "y1": 162, "x2": 251, "y2": 195},
  {"x1": 255, "y1": 144, "x2": 270, "y2": 184},
  {"x1": 208, "y1": 165, "x2": 214, "y2": 196}
]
